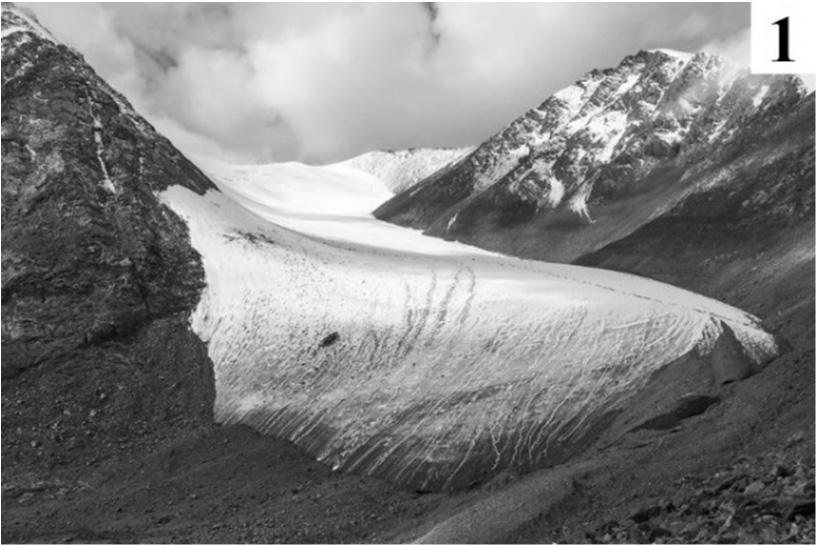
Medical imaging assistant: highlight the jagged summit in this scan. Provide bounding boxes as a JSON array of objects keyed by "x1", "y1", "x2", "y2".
[
  {"x1": 374, "y1": 48, "x2": 809, "y2": 252},
  {"x1": 647, "y1": 48, "x2": 694, "y2": 61},
  {"x1": 1, "y1": 3, "x2": 58, "y2": 47},
  {"x1": 1, "y1": 3, "x2": 167, "y2": 143}
]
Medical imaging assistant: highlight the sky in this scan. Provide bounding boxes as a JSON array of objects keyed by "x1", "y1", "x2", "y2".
[{"x1": 25, "y1": 2, "x2": 753, "y2": 164}]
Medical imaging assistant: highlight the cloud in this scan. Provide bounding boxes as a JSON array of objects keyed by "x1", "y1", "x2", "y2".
[
  {"x1": 25, "y1": 2, "x2": 752, "y2": 164},
  {"x1": 701, "y1": 27, "x2": 751, "y2": 68},
  {"x1": 701, "y1": 26, "x2": 815, "y2": 91}
]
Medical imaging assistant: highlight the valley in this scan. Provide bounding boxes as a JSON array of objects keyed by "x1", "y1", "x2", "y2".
[{"x1": 1, "y1": 3, "x2": 813, "y2": 543}]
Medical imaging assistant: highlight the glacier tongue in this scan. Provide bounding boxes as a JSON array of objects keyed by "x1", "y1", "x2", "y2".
[{"x1": 159, "y1": 160, "x2": 778, "y2": 490}]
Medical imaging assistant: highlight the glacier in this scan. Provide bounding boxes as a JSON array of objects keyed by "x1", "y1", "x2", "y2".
[
  {"x1": 330, "y1": 147, "x2": 474, "y2": 194},
  {"x1": 158, "y1": 158, "x2": 778, "y2": 490}
]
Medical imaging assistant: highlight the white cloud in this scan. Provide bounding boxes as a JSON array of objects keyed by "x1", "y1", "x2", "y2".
[
  {"x1": 701, "y1": 27, "x2": 751, "y2": 68},
  {"x1": 25, "y1": 2, "x2": 752, "y2": 163}
]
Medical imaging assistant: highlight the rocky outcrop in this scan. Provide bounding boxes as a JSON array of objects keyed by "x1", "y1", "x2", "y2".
[
  {"x1": 1, "y1": 3, "x2": 216, "y2": 469},
  {"x1": 1, "y1": 3, "x2": 217, "y2": 375},
  {"x1": 580, "y1": 449, "x2": 815, "y2": 544}
]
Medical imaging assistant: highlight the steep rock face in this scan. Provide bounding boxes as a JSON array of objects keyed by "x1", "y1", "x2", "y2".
[
  {"x1": 331, "y1": 147, "x2": 474, "y2": 194},
  {"x1": 1, "y1": 4, "x2": 215, "y2": 468},
  {"x1": 374, "y1": 49, "x2": 812, "y2": 264}
]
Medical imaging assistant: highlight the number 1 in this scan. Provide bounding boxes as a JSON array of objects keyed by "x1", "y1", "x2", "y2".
[{"x1": 772, "y1": 17, "x2": 794, "y2": 62}]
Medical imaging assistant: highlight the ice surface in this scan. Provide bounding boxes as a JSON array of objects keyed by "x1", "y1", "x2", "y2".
[
  {"x1": 568, "y1": 184, "x2": 595, "y2": 223},
  {"x1": 753, "y1": 85, "x2": 770, "y2": 108},
  {"x1": 159, "y1": 159, "x2": 778, "y2": 489},
  {"x1": 89, "y1": 108, "x2": 116, "y2": 194},
  {"x1": 331, "y1": 147, "x2": 473, "y2": 193}
]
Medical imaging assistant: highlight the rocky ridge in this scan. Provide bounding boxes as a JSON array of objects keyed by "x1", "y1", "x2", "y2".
[
  {"x1": 374, "y1": 49, "x2": 811, "y2": 262},
  {"x1": 2, "y1": 2, "x2": 216, "y2": 473}
]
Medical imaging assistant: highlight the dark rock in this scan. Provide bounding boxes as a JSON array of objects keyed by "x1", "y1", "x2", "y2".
[
  {"x1": 717, "y1": 530, "x2": 739, "y2": 544},
  {"x1": 770, "y1": 465, "x2": 794, "y2": 479},
  {"x1": 643, "y1": 522, "x2": 672, "y2": 541},
  {"x1": 2, "y1": 3, "x2": 215, "y2": 474},
  {"x1": 635, "y1": 395, "x2": 720, "y2": 431},
  {"x1": 715, "y1": 474, "x2": 743, "y2": 493},
  {"x1": 627, "y1": 524, "x2": 648, "y2": 544},
  {"x1": 785, "y1": 500, "x2": 815, "y2": 521},
  {"x1": 631, "y1": 504, "x2": 664, "y2": 523},
  {"x1": 319, "y1": 332, "x2": 340, "y2": 348}
]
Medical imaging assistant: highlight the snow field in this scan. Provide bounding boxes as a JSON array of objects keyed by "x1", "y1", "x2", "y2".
[{"x1": 158, "y1": 157, "x2": 778, "y2": 489}]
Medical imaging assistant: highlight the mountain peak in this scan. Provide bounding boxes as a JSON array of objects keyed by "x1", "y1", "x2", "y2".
[
  {"x1": 646, "y1": 48, "x2": 695, "y2": 61},
  {"x1": 375, "y1": 47, "x2": 809, "y2": 258},
  {"x1": 1, "y1": 3, "x2": 59, "y2": 50}
]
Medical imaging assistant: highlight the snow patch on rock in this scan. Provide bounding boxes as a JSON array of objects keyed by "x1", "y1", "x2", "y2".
[
  {"x1": 1, "y1": 5, "x2": 58, "y2": 46},
  {"x1": 649, "y1": 48, "x2": 695, "y2": 62},
  {"x1": 753, "y1": 84, "x2": 770, "y2": 108},
  {"x1": 88, "y1": 106, "x2": 116, "y2": 194}
]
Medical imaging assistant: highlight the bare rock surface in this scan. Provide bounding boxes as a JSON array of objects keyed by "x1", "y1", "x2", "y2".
[{"x1": 2, "y1": 1, "x2": 215, "y2": 484}]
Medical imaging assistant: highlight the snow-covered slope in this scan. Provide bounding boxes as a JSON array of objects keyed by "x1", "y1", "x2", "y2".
[
  {"x1": 193, "y1": 156, "x2": 484, "y2": 253},
  {"x1": 374, "y1": 49, "x2": 809, "y2": 261},
  {"x1": 193, "y1": 157, "x2": 393, "y2": 219},
  {"x1": 159, "y1": 157, "x2": 778, "y2": 490},
  {"x1": 331, "y1": 147, "x2": 474, "y2": 194}
]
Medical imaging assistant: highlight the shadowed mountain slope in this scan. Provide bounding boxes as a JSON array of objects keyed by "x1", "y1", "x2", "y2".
[
  {"x1": 2, "y1": 2, "x2": 216, "y2": 475},
  {"x1": 374, "y1": 49, "x2": 813, "y2": 266}
]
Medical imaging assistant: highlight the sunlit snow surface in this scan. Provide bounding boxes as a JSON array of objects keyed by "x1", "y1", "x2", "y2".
[
  {"x1": 331, "y1": 147, "x2": 473, "y2": 194},
  {"x1": 159, "y1": 158, "x2": 777, "y2": 489}
]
